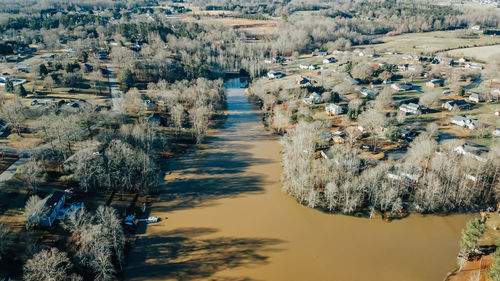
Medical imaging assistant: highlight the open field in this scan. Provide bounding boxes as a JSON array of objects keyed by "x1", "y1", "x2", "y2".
[
  {"x1": 366, "y1": 30, "x2": 500, "y2": 55},
  {"x1": 441, "y1": 45, "x2": 500, "y2": 62}
]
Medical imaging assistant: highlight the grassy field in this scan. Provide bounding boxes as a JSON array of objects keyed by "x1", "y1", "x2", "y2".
[
  {"x1": 441, "y1": 45, "x2": 500, "y2": 62},
  {"x1": 365, "y1": 30, "x2": 500, "y2": 55}
]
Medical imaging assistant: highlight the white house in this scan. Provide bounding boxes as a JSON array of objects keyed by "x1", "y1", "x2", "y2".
[
  {"x1": 493, "y1": 129, "x2": 500, "y2": 137},
  {"x1": 426, "y1": 79, "x2": 444, "y2": 88},
  {"x1": 470, "y1": 25, "x2": 481, "y2": 31},
  {"x1": 323, "y1": 57, "x2": 337, "y2": 64},
  {"x1": 360, "y1": 88, "x2": 377, "y2": 97},
  {"x1": 442, "y1": 100, "x2": 471, "y2": 111},
  {"x1": 303, "y1": 92, "x2": 323, "y2": 105},
  {"x1": 391, "y1": 83, "x2": 412, "y2": 91},
  {"x1": 399, "y1": 103, "x2": 421, "y2": 114},
  {"x1": 267, "y1": 71, "x2": 284, "y2": 79},
  {"x1": 468, "y1": 93, "x2": 482, "y2": 103},
  {"x1": 299, "y1": 64, "x2": 309, "y2": 70},
  {"x1": 325, "y1": 103, "x2": 343, "y2": 115},
  {"x1": 451, "y1": 115, "x2": 478, "y2": 129},
  {"x1": 465, "y1": 63, "x2": 483, "y2": 70},
  {"x1": 308, "y1": 65, "x2": 318, "y2": 70}
]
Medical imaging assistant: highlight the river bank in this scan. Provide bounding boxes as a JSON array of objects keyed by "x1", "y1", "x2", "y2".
[{"x1": 123, "y1": 77, "x2": 471, "y2": 281}]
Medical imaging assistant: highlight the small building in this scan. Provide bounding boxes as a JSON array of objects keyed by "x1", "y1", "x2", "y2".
[
  {"x1": 38, "y1": 191, "x2": 66, "y2": 227},
  {"x1": 130, "y1": 44, "x2": 141, "y2": 52},
  {"x1": 470, "y1": 25, "x2": 481, "y2": 31},
  {"x1": 434, "y1": 56, "x2": 454, "y2": 65},
  {"x1": 451, "y1": 115, "x2": 478, "y2": 129},
  {"x1": 397, "y1": 64, "x2": 409, "y2": 71},
  {"x1": 96, "y1": 51, "x2": 108, "y2": 60},
  {"x1": 442, "y1": 100, "x2": 471, "y2": 111},
  {"x1": 308, "y1": 65, "x2": 318, "y2": 70},
  {"x1": 147, "y1": 113, "x2": 163, "y2": 124},
  {"x1": 399, "y1": 103, "x2": 421, "y2": 114},
  {"x1": 493, "y1": 129, "x2": 500, "y2": 137},
  {"x1": 267, "y1": 71, "x2": 284, "y2": 79},
  {"x1": 426, "y1": 79, "x2": 444, "y2": 88},
  {"x1": 465, "y1": 63, "x2": 483, "y2": 70},
  {"x1": 299, "y1": 64, "x2": 309, "y2": 70},
  {"x1": 302, "y1": 92, "x2": 323, "y2": 105},
  {"x1": 360, "y1": 88, "x2": 377, "y2": 97},
  {"x1": 296, "y1": 76, "x2": 310, "y2": 85},
  {"x1": 454, "y1": 142, "x2": 488, "y2": 162},
  {"x1": 391, "y1": 83, "x2": 412, "y2": 91},
  {"x1": 312, "y1": 51, "x2": 328, "y2": 56},
  {"x1": 323, "y1": 57, "x2": 337, "y2": 64},
  {"x1": 468, "y1": 93, "x2": 482, "y2": 103},
  {"x1": 325, "y1": 103, "x2": 343, "y2": 115}
]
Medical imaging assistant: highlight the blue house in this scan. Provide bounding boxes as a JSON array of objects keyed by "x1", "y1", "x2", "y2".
[{"x1": 39, "y1": 191, "x2": 66, "y2": 227}]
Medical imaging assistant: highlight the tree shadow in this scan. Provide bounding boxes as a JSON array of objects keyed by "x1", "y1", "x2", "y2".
[{"x1": 125, "y1": 227, "x2": 283, "y2": 281}]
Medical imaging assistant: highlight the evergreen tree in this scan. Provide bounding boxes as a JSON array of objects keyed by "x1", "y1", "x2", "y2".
[
  {"x1": 118, "y1": 68, "x2": 134, "y2": 90},
  {"x1": 4, "y1": 80, "x2": 14, "y2": 93}
]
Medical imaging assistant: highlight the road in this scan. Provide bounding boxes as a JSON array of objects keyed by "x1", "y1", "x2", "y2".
[{"x1": 104, "y1": 63, "x2": 121, "y2": 112}]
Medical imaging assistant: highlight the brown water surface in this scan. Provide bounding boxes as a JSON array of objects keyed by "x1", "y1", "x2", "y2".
[{"x1": 124, "y1": 78, "x2": 470, "y2": 281}]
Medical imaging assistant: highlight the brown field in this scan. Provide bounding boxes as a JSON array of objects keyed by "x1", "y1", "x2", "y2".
[
  {"x1": 442, "y1": 45, "x2": 500, "y2": 62},
  {"x1": 366, "y1": 30, "x2": 500, "y2": 54}
]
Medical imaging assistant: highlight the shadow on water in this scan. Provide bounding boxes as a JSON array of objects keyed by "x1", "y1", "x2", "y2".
[{"x1": 126, "y1": 227, "x2": 283, "y2": 281}]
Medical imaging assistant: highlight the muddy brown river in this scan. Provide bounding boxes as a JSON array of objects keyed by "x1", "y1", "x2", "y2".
[{"x1": 125, "y1": 78, "x2": 471, "y2": 281}]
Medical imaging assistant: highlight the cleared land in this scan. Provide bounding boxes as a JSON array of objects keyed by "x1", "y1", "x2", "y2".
[
  {"x1": 442, "y1": 45, "x2": 500, "y2": 62},
  {"x1": 367, "y1": 30, "x2": 500, "y2": 54}
]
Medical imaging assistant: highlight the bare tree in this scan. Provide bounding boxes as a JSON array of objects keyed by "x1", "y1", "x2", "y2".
[
  {"x1": 0, "y1": 99, "x2": 25, "y2": 136},
  {"x1": 18, "y1": 159, "x2": 43, "y2": 193},
  {"x1": 190, "y1": 105, "x2": 211, "y2": 144},
  {"x1": 24, "y1": 195, "x2": 48, "y2": 229},
  {"x1": 170, "y1": 103, "x2": 185, "y2": 135},
  {"x1": 24, "y1": 248, "x2": 72, "y2": 281}
]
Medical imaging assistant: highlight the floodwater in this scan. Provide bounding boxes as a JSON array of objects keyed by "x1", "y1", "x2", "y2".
[{"x1": 124, "y1": 78, "x2": 471, "y2": 281}]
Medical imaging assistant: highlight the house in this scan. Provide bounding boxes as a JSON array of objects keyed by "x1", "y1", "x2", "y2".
[
  {"x1": 451, "y1": 115, "x2": 478, "y2": 129},
  {"x1": 458, "y1": 57, "x2": 469, "y2": 63},
  {"x1": 359, "y1": 88, "x2": 377, "y2": 97},
  {"x1": 323, "y1": 57, "x2": 337, "y2": 64},
  {"x1": 302, "y1": 92, "x2": 323, "y2": 105},
  {"x1": 96, "y1": 51, "x2": 108, "y2": 60},
  {"x1": 308, "y1": 65, "x2": 318, "y2": 70},
  {"x1": 468, "y1": 93, "x2": 482, "y2": 103},
  {"x1": 442, "y1": 100, "x2": 471, "y2": 111},
  {"x1": 434, "y1": 56, "x2": 454, "y2": 65},
  {"x1": 144, "y1": 100, "x2": 156, "y2": 110},
  {"x1": 397, "y1": 64, "x2": 409, "y2": 71},
  {"x1": 264, "y1": 59, "x2": 273, "y2": 64},
  {"x1": 84, "y1": 63, "x2": 93, "y2": 72},
  {"x1": 470, "y1": 25, "x2": 481, "y2": 31},
  {"x1": 325, "y1": 103, "x2": 343, "y2": 115},
  {"x1": 493, "y1": 129, "x2": 500, "y2": 137},
  {"x1": 391, "y1": 83, "x2": 412, "y2": 91},
  {"x1": 426, "y1": 79, "x2": 444, "y2": 88},
  {"x1": 109, "y1": 40, "x2": 120, "y2": 46},
  {"x1": 296, "y1": 76, "x2": 310, "y2": 85},
  {"x1": 147, "y1": 113, "x2": 163, "y2": 124},
  {"x1": 312, "y1": 51, "x2": 328, "y2": 56},
  {"x1": 399, "y1": 103, "x2": 421, "y2": 114},
  {"x1": 402, "y1": 54, "x2": 420, "y2": 61},
  {"x1": 299, "y1": 64, "x2": 309, "y2": 70},
  {"x1": 130, "y1": 44, "x2": 141, "y2": 52},
  {"x1": 6, "y1": 56, "x2": 18, "y2": 63},
  {"x1": 267, "y1": 71, "x2": 284, "y2": 79},
  {"x1": 36, "y1": 191, "x2": 66, "y2": 227},
  {"x1": 454, "y1": 142, "x2": 488, "y2": 162},
  {"x1": 465, "y1": 63, "x2": 483, "y2": 70}
]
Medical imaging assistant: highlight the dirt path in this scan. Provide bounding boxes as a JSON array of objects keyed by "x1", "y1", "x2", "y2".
[{"x1": 124, "y1": 78, "x2": 471, "y2": 281}]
